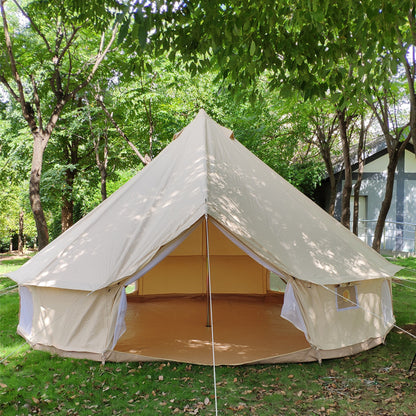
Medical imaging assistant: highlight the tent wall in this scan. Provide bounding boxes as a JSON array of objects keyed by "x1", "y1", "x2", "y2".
[
  {"x1": 136, "y1": 221, "x2": 269, "y2": 295},
  {"x1": 292, "y1": 278, "x2": 394, "y2": 351},
  {"x1": 18, "y1": 285, "x2": 123, "y2": 356}
]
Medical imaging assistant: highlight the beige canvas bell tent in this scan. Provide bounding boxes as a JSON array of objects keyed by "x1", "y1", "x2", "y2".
[{"x1": 8, "y1": 109, "x2": 401, "y2": 365}]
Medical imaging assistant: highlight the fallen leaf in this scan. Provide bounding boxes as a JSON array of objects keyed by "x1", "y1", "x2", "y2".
[{"x1": 204, "y1": 397, "x2": 210, "y2": 405}]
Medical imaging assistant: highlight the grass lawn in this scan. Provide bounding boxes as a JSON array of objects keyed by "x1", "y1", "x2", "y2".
[{"x1": 1, "y1": 256, "x2": 416, "y2": 415}]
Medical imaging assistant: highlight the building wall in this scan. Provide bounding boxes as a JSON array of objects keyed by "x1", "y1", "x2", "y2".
[{"x1": 334, "y1": 149, "x2": 416, "y2": 252}]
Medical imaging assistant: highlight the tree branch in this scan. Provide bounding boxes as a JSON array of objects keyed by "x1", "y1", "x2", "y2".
[
  {"x1": 0, "y1": 74, "x2": 19, "y2": 101},
  {"x1": 1, "y1": 2, "x2": 26, "y2": 108},
  {"x1": 30, "y1": 74, "x2": 43, "y2": 131},
  {"x1": 12, "y1": 0, "x2": 52, "y2": 54},
  {"x1": 95, "y1": 94, "x2": 150, "y2": 165},
  {"x1": 57, "y1": 24, "x2": 81, "y2": 66},
  {"x1": 70, "y1": 23, "x2": 119, "y2": 99}
]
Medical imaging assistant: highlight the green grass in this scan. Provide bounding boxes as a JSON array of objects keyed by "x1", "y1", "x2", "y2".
[
  {"x1": 0, "y1": 258, "x2": 30, "y2": 276},
  {"x1": 1, "y1": 256, "x2": 416, "y2": 415},
  {"x1": 390, "y1": 257, "x2": 416, "y2": 327}
]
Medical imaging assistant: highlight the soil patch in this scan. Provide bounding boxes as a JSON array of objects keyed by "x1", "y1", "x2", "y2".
[
  {"x1": 0, "y1": 252, "x2": 33, "y2": 263},
  {"x1": 394, "y1": 323, "x2": 416, "y2": 336}
]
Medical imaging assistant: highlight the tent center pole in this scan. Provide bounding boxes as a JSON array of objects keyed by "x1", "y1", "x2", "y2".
[
  {"x1": 206, "y1": 278, "x2": 211, "y2": 327},
  {"x1": 204, "y1": 214, "x2": 218, "y2": 415},
  {"x1": 205, "y1": 217, "x2": 211, "y2": 327}
]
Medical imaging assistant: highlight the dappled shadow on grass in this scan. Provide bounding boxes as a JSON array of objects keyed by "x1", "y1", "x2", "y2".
[{"x1": 1, "y1": 335, "x2": 416, "y2": 416}]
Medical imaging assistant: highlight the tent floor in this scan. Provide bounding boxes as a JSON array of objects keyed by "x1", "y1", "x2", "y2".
[{"x1": 114, "y1": 294, "x2": 310, "y2": 365}]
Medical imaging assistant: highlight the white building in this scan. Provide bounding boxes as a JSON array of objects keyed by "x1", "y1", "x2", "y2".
[{"x1": 317, "y1": 140, "x2": 416, "y2": 254}]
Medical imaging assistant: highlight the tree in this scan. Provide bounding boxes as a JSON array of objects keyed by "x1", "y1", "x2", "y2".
[
  {"x1": 0, "y1": 0, "x2": 118, "y2": 249},
  {"x1": 366, "y1": 84, "x2": 412, "y2": 252},
  {"x1": 308, "y1": 104, "x2": 339, "y2": 216},
  {"x1": 351, "y1": 114, "x2": 373, "y2": 236}
]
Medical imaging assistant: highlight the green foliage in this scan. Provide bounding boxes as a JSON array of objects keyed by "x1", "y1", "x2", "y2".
[
  {"x1": 6, "y1": 0, "x2": 413, "y2": 245},
  {"x1": 0, "y1": 103, "x2": 37, "y2": 248}
]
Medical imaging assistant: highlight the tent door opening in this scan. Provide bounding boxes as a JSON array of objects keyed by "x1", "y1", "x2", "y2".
[{"x1": 113, "y1": 217, "x2": 310, "y2": 365}]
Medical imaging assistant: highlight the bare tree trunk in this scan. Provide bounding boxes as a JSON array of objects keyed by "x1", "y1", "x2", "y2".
[
  {"x1": 99, "y1": 164, "x2": 108, "y2": 201},
  {"x1": 321, "y1": 151, "x2": 337, "y2": 216},
  {"x1": 312, "y1": 115, "x2": 338, "y2": 216},
  {"x1": 352, "y1": 151, "x2": 364, "y2": 235},
  {"x1": 18, "y1": 209, "x2": 24, "y2": 254},
  {"x1": 401, "y1": 11, "x2": 416, "y2": 151},
  {"x1": 61, "y1": 133, "x2": 79, "y2": 232},
  {"x1": 352, "y1": 114, "x2": 370, "y2": 235},
  {"x1": 338, "y1": 109, "x2": 352, "y2": 229},
  {"x1": 30, "y1": 132, "x2": 49, "y2": 249},
  {"x1": 61, "y1": 168, "x2": 76, "y2": 232},
  {"x1": 95, "y1": 132, "x2": 108, "y2": 202},
  {"x1": 367, "y1": 86, "x2": 412, "y2": 251},
  {"x1": 61, "y1": 196, "x2": 74, "y2": 232},
  {"x1": 143, "y1": 98, "x2": 154, "y2": 160},
  {"x1": 327, "y1": 166, "x2": 337, "y2": 216},
  {"x1": 372, "y1": 154, "x2": 398, "y2": 252}
]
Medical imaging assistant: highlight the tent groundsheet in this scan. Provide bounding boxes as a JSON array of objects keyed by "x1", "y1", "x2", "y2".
[{"x1": 112, "y1": 294, "x2": 310, "y2": 365}]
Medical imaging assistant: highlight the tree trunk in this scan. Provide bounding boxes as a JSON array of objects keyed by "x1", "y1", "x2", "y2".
[
  {"x1": 402, "y1": 13, "x2": 416, "y2": 151},
  {"x1": 100, "y1": 166, "x2": 107, "y2": 202},
  {"x1": 144, "y1": 98, "x2": 154, "y2": 160},
  {"x1": 321, "y1": 152, "x2": 337, "y2": 216},
  {"x1": 61, "y1": 169, "x2": 75, "y2": 233},
  {"x1": 94, "y1": 128, "x2": 109, "y2": 202},
  {"x1": 352, "y1": 157, "x2": 364, "y2": 236},
  {"x1": 352, "y1": 115, "x2": 368, "y2": 235},
  {"x1": 338, "y1": 109, "x2": 352, "y2": 229},
  {"x1": 61, "y1": 135, "x2": 79, "y2": 233},
  {"x1": 18, "y1": 209, "x2": 24, "y2": 254},
  {"x1": 372, "y1": 154, "x2": 398, "y2": 252},
  {"x1": 313, "y1": 116, "x2": 338, "y2": 216},
  {"x1": 30, "y1": 133, "x2": 49, "y2": 250}
]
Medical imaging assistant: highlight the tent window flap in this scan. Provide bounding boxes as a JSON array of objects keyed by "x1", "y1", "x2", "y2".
[{"x1": 336, "y1": 285, "x2": 359, "y2": 311}]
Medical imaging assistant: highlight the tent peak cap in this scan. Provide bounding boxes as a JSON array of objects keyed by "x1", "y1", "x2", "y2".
[{"x1": 173, "y1": 109, "x2": 235, "y2": 141}]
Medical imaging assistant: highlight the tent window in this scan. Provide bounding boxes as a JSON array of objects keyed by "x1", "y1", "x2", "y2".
[
  {"x1": 269, "y1": 272, "x2": 286, "y2": 292},
  {"x1": 336, "y1": 285, "x2": 359, "y2": 311}
]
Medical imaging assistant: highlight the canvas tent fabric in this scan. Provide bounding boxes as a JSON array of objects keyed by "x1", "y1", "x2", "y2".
[{"x1": 8, "y1": 109, "x2": 401, "y2": 365}]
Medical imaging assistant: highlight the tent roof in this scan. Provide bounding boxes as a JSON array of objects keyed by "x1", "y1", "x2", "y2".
[{"x1": 8, "y1": 109, "x2": 400, "y2": 291}]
